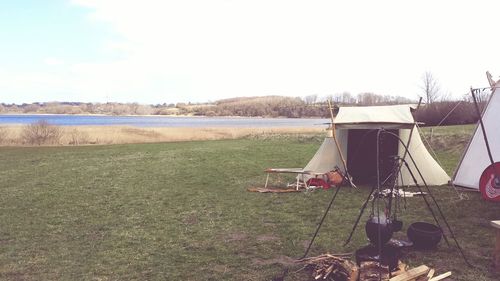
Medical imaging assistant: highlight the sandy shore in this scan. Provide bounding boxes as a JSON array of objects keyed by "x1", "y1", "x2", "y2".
[{"x1": 0, "y1": 125, "x2": 325, "y2": 146}]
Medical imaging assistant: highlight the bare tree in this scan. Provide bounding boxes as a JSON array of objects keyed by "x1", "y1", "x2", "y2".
[
  {"x1": 304, "y1": 94, "x2": 318, "y2": 105},
  {"x1": 420, "y1": 71, "x2": 440, "y2": 104},
  {"x1": 341, "y1": 92, "x2": 355, "y2": 104},
  {"x1": 357, "y1": 92, "x2": 381, "y2": 105}
]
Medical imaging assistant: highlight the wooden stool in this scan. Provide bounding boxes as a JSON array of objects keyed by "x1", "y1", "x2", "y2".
[{"x1": 491, "y1": 220, "x2": 500, "y2": 271}]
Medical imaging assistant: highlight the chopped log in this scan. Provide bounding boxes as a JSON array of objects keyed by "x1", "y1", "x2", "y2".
[
  {"x1": 389, "y1": 265, "x2": 429, "y2": 281},
  {"x1": 427, "y1": 268, "x2": 435, "y2": 279},
  {"x1": 348, "y1": 265, "x2": 359, "y2": 281},
  {"x1": 391, "y1": 262, "x2": 408, "y2": 277},
  {"x1": 429, "y1": 271, "x2": 452, "y2": 281}
]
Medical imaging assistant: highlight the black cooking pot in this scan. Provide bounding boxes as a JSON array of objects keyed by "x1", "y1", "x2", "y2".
[
  {"x1": 392, "y1": 219, "x2": 403, "y2": 232},
  {"x1": 407, "y1": 222, "x2": 442, "y2": 249},
  {"x1": 355, "y1": 244, "x2": 401, "y2": 271},
  {"x1": 365, "y1": 214, "x2": 394, "y2": 247}
]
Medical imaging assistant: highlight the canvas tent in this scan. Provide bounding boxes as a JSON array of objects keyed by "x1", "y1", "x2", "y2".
[
  {"x1": 453, "y1": 79, "x2": 500, "y2": 190},
  {"x1": 303, "y1": 105, "x2": 450, "y2": 186}
]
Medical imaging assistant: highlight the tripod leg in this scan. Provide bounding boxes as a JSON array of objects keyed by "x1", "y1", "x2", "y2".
[
  {"x1": 301, "y1": 185, "x2": 342, "y2": 259},
  {"x1": 401, "y1": 160, "x2": 451, "y2": 246},
  {"x1": 383, "y1": 129, "x2": 472, "y2": 267},
  {"x1": 403, "y1": 159, "x2": 472, "y2": 267},
  {"x1": 343, "y1": 184, "x2": 377, "y2": 246}
]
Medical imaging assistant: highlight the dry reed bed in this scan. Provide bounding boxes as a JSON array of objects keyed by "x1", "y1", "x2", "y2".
[{"x1": 0, "y1": 125, "x2": 324, "y2": 146}]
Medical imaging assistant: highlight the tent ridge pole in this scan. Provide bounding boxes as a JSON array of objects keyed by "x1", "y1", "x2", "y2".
[{"x1": 328, "y1": 100, "x2": 355, "y2": 188}]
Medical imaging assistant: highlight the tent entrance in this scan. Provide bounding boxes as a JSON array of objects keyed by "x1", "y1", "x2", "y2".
[{"x1": 347, "y1": 129, "x2": 399, "y2": 185}]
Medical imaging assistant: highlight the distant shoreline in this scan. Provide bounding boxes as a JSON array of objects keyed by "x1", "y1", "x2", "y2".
[{"x1": 0, "y1": 113, "x2": 318, "y2": 119}]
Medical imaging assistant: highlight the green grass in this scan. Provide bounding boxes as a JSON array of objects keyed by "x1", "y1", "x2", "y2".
[{"x1": 0, "y1": 127, "x2": 499, "y2": 280}]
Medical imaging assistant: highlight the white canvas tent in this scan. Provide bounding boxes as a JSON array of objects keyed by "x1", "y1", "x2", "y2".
[
  {"x1": 303, "y1": 105, "x2": 450, "y2": 186},
  {"x1": 453, "y1": 78, "x2": 500, "y2": 189}
]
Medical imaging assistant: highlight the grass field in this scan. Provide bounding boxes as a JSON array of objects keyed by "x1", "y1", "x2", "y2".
[{"x1": 1, "y1": 125, "x2": 500, "y2": 280}]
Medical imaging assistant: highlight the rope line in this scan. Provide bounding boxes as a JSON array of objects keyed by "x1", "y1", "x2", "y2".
[
  {"x1": 416, "y1": 123, "x2": 465, "y2": 200},
  {"x1": 435, "y1": 100, "x2": 463, "y2": 128}
]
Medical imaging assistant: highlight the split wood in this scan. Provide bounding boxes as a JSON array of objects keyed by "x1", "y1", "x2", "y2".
[
  {"x1": 429, "y1": 271, "x2": 452, "y2": 281},
  {"x1": 389, "y1": 265, "x2": 429, "y2": 281},
  {"x1": 297, "y1": 254, "x2": 358, "y2": 281}
]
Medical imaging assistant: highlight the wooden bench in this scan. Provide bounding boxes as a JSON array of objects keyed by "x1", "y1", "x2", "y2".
[
  {"x1": 491, "y1": 220, "x2": 500, "y2": 271},
  {"x1": 264, "y1": 168, "x2": 327, "y2": 190}
]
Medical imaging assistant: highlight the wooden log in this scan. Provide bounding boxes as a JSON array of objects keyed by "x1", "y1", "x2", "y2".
[
  {"x1": 429, "y1": 271, "x2": 452, "y2": 281},
  {"x1": 348, "y1": 264, "x2": 359, "y2": 281},
  {"x1": 323, "y1": 264, "x2": 334, "y2": 279},
  {"x1": 389, "y1": 265, "x2": 429, "y2": 281},
  {"x1": 391, "y1": 262, "x2": 408, "y2": 277},
  {"x1": 427, "y1": 268, "x2": 435, "y2": 279},
  {"x1": 299, "y1": 253, "x2": 358, "y2": 281}
]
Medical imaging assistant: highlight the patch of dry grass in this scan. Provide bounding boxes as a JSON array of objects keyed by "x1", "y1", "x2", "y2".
[{"x1": 0, "y1": 125, "x2": 324, "y2": 146}]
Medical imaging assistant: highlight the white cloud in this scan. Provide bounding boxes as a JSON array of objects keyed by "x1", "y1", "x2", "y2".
[{"x1": 9, "y1": 0, "x2": 500, "y2": 103}]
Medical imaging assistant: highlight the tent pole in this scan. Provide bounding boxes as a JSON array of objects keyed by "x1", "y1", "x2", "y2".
[
  {"x1": 400, "y1": 159, "x2": 450, "y2": 246},
  {"x1": 343, "y1": 184, "x2": 377, "y2": 246},
  {"x1": 471, "y1": 87, "x2": 500, "y2": 177},
  {"x1": 384, "y1": 130, "x2": 451, "y2": 246},
  {"x1": 328, "y1": 100, "x2": 356, "y2": 188}
]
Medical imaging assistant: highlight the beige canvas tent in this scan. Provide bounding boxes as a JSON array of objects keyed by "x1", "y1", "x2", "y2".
[
  {"x1": 453, "y1": 75, "x2": 500, "y2": 189},
  {"x1": 303, "y1": 105, "x2": 450, "y2": 186}
]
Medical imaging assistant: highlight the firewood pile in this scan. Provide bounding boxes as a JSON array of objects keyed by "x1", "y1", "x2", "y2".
[
  {"x1": 295, "y1": 254, "x2": 452, "y2": 281},
  {"x1": 296, "y1": 254, "x2": 358, "y2": 281}
]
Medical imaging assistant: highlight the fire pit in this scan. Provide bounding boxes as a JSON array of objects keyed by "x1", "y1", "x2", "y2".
[{"x1": 355, "y1": 244, "x2": 400, "y2": 271}]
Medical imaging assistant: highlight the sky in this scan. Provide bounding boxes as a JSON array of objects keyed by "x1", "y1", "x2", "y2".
[{"x1": 1, "y1": 0, "x2": 500, "y2": 104}]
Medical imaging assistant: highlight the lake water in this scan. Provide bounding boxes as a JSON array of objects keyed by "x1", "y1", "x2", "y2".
[{"x1": 0, "y1": 114, "x2": 329, "y2": 128}]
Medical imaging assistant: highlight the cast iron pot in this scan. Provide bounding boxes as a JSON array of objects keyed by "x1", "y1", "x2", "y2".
[
  {"x1": 355, "y1": 244, "x2": 400, "y2": 271},
  {"x1": 365, "y1": 214, "x2": 394, "y2": 247},
  {"x1": 407, "y1": 222, "x2": 442, "y2": 249}
]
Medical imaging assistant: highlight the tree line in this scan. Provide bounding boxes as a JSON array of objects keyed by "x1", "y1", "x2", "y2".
[
  {"x1": 0, "y1": 92, "x2": 414, "y2": 118},
  {"x1": 1, "y1": 72, "x2": 492, "y2": 126},
  {"x1": 0, "y1": 94, "x2": 488, "y2": 126}
]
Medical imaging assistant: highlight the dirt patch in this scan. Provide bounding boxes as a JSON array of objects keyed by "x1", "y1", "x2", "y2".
[
  {"x1": 88, "y1": 230, "x2": 105, "y2": 241},
  {"x1": 0, "y1": 238, "x2": 13, "y2": 245},
  {"x1": 212, "y1": 264, "x2": 230, "y2": 273},
  {"x1": 2, "y1": 271, "x2": 27, "y2": 281},
  {"x1": 251, "y1": 255, "x2": 297, "y2": 266},
  {"x1": 256, "y1": 234, "x2": 280, "y2": 242},
  {"x1": 225, "y1": 232, "x2": 248, "y2": 242},
  {"x1": 182, "y1": 213, "x2": 199, "y2": 225}
]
